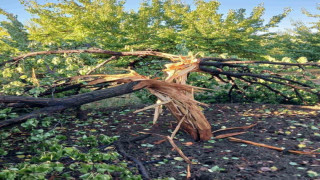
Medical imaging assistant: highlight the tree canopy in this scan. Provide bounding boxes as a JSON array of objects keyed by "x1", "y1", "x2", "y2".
[
  {"x1": 1, "y1": 1, "x2": 320, "y2": 179},
  {"x1": 16, "y1": 0, "x2": 291, "y2": 57},
  {"x1": 0, "y1": 0, "x2": 319, "y2": 122}
]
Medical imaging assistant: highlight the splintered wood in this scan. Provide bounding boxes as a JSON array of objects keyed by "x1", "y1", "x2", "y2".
[
  {"x1": 133, "y1": 54, "x2": 212, "y2": 141},
  {"x1": 228, "y1": 137, "x2": 320, "y2": 155},
  {"x1": 74, "y1": 53, "x2": 212, "y2": 141},
  {"x1": 133, "y1": 80, "x2": 212, "y2": 141}
]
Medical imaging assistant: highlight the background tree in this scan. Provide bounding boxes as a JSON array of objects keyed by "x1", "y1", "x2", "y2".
[
  {"x1": 20, "y1": 0, "x2": 290, "y2": 58},
  {"x1": 0, "y1": 0, "x2": 318, "y2": 103},
  {"x1": 21, "y1": 0, "x2": 127, "y2": 49},
  {"x1": 180, "y1": 1, "x2": 291, "y2": 59},
  {"x1": 0, "y1": 8, "x2": 29, "y2": 58},
  {"x1": 123, "y1": 0, "x2": 190, "y2": 52},
  {"x1": 268, "y1": 4, "x2": 320, "y2": 61},
  {"x1": 1, "y1": 1, "x2": 320, "y2": 179}
]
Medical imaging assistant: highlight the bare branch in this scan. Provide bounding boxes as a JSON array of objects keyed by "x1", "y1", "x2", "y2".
[
  {"x1": 239, "y1": 77, "x2": 292, "y2": 101},
  {"x1": 86, "y1": 56, "x2": 118, "y2": 75},
  {"x1": 199, "y1": 66, "x2": 319, "y2": 95},
  {"x1": 200, "y1": 58, "x2": 320, "y2": 67},
  {"x1": 0, "y1": 50, "x2": 181, "y2": 66}
]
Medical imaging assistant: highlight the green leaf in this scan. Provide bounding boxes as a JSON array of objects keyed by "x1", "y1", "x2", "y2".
[
  {"x1": 64, "y1": 147, "x2": 75, "y2": 154},
  {"x1": 208, "y1": 165, "x2": 225, "y2": 172},
  {"x1": 307, "y1": 170, "x2": 318, "y2": 178},
  {"x1": 79, "y1": 173, "x2": 91, "y2": 179},
  {"x1": 297, "y1": 57, "x2": 307, "y2": 63},
  {"x1": 174, "y1": 157, "x2": 184, "y2": 161},
  {"x1": 289, "y1": 162, "x2": 298, "y2": 166}
]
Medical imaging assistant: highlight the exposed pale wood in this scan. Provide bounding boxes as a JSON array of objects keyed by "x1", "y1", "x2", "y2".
[
  {"x1": 133, "y1": 99, "x2": 172, "y2": 113},
  {"x1": 134, "y1": 79, "x2": 213, "y2": 141},
  {"x1": 187, "y1": 164, "x2": 191, "y2": 179},
  {"x1": 86, "y1": 56, "x2": 118, "y2": 75},
  {"x1": 228, "y1": 137, "x2": 320, "y2": 155},
  {"x1": 214, "y1": 132, "x2": 246, "y2": 139},
  {"x1": 212, "y1": 123, "x2": 257, "y2": 134},
  {"x1": 171, "y1": 113, "x2": 187, "y2": 139},
  {"x1": 166, "y1": 136, "x2": 191, "y2": 164}
]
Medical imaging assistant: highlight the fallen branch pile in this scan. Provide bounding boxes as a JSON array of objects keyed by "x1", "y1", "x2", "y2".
[
  {"x1": 1, "y1": 49, "x2": 320, "y2": 179},
  {"x1": 1, "y1": 50, "x2": 320, "y2": 141}
]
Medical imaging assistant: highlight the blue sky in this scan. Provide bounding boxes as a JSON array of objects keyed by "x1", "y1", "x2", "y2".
[{"x1": 0, "y1": 0, "x2": 319, "y2": 31}]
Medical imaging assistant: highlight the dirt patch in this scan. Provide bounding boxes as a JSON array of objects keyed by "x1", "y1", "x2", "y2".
[
  {"x1": 89, "y1": 103, "x2": 320, "y2": 179},
  {"x1": 1, "y1": 103, "x2": 320, "y2": 179}
]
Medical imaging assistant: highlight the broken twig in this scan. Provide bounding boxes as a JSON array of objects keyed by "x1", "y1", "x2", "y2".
[{"x1": 228, "y1": 137, "x2": 320, "y2": 155}]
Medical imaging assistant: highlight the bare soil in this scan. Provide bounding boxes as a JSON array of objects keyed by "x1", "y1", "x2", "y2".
[{"x1": 1, "y1": 103, "x2": 320, "y2": 179}]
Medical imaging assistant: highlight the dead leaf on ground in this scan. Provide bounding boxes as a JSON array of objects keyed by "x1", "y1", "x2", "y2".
[
  {"x1": 153, "y1": 139, "x2": 167, "y2": 145},
  {"x1": 182, "y1": 142, "x2": 194, "y2": 146}
]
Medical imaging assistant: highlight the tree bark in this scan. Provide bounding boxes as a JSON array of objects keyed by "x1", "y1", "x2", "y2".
[
  {"x1": 0, "y1": 81, "x2": 141, "y2": 127},
  {"x1": 2, "y1": 49, "x2": 319, "y2": 141}
]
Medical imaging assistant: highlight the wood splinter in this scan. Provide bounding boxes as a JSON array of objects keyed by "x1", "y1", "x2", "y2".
[{"x1": 228, "y1": 137, "x2": 320, "y2": 155}]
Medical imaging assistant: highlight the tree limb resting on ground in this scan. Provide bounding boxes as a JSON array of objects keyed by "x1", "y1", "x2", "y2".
[
  {"x1": 0, "y1": 81, "x2": 141, "y2": 128},
  {"x1": 1, "y1": 49, "x2": 319, "y2": 140}
]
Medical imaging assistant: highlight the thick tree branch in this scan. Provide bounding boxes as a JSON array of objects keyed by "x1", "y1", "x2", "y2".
[
  {"x1": 39, "y1": 83, "x2": 83, "y2": 97},
  {"x1": 0, "y1": 81, "x2": 141, "y2": 127},
  {"x1": 199, "y1": 66, "x2": 319, "y2": 95},
  {"x1": 199, "y1": 58, "x2": 320, "y2": 67},
  {"x1": 1, "y1": 49, "x2": 320, "y2": 131},
  {"x1": 0, "y1": 50, "x2": 180, "y2": 66}
]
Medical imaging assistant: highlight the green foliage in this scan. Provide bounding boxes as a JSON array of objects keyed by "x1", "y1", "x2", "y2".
[
  {"x1": 21, "y1": 0, "x2": 127, "y2": 48},
  {"x1": 0, "y1": 162, "x2": 53, "y2": 180},
  {"x1": 0, "y1": 119, "x2": 139, "y2": 179},
  {"x1": 0, "y1": 108, "x2": 18, "y2": 120},
  {"x1": 19, "y1": 0, "x2": 289, "y2": 58},
  {"x1": 0, "y1": 161, "x2": 141, "y2": 180},
  {"x1": 78, "y1": 135, "x2": 99, "y2": 147},
  {"x1": 268, "y1": 4, "x2": 320, "y2": 61},
  {"x1": 30, "y1": 129, "x2": 56, "y2": 142},
  {"x1": 269, "y1": 25, "x2": 320, "y2": 61},
  {"x1": 0, "y1": 8, "x2": 29, "y2": 59},
  {"x1": 180, "y1": 1, "x2": 290, "y2": 59},
  {"x1": 0, "y1": 0, "x2": 319, "y2": 105},
  {"x1": 21, "y1": 118, "x2": 39, "y2": 130},
  {"x1": 99, "y1": 134, "x2": 118, "y2": 145}
]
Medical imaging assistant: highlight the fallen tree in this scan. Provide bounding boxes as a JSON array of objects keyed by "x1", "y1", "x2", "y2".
[
  {"x1": 1, "y1": 50, "x2": 320, "y2": 141},
  {"x1": 0, "y1": 81, "x2": 141, "y2": 127}
]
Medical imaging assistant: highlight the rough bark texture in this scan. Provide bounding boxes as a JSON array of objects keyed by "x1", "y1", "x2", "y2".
[
  {"x1": 0, "y1": 81, "x2": 141, "y2": 128},
  {"x1": 1, "y1": 49, "x2": 319, "y2": 141}
]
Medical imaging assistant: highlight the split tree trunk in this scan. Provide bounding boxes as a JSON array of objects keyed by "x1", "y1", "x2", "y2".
[
  {"x1": 164, "y1": 101, "x2": 212, "y2": 141},
  {"x1": 3, "y1": 50, "x2": 317, "y2": 141},
  {"x1": 0, "y1": 80, "x2": 213, "y2": 141}
]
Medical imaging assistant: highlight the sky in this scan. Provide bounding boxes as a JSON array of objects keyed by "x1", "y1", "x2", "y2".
[{"x1": 0, "y1": 0, "x2": 319, "y2": 32}]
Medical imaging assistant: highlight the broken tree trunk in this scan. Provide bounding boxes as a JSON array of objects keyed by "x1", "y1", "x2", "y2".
[
  {"x1": 0, "y1": 79, "x2": 213, "y2": 141},
  {"x1": 1, "y1": 49, "x2": 320, "y2": 141},
  {"x1": 0, "y1": 81, "x2": 141, "y2": 128},
  {"x1": 134, "y1": 80, "x2": 212, "y2": 141}
]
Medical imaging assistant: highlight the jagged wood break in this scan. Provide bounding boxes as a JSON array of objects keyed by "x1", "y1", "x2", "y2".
[{"x1": 1, "y1": 50, "x2": 320, "y2": 141}]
